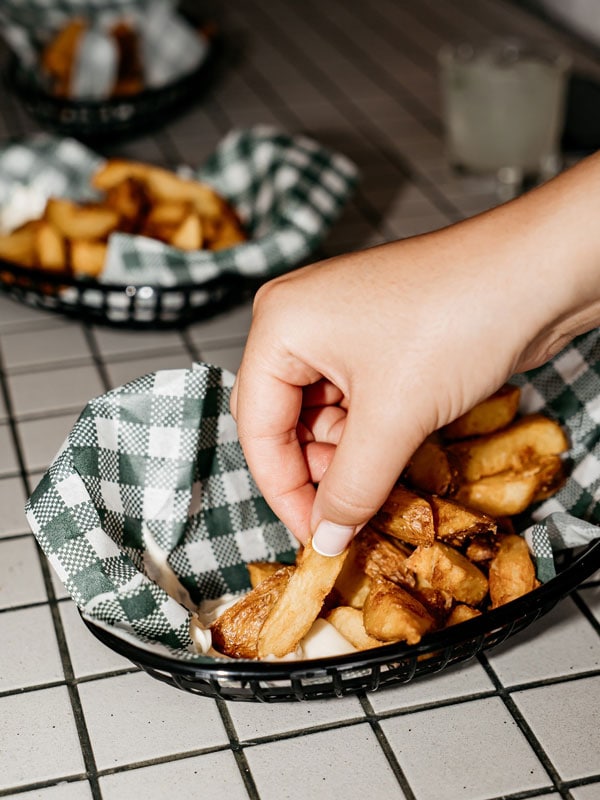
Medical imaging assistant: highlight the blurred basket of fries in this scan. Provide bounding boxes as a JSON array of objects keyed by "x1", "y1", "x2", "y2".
[
  {"x1": 1, "y1": 0, "x2": 219, "y2": 140},
  {"x1": 0, "y1": 127, "x2": 358, "y2": 327},
  {"x1": 25, "y1": 328, "x2": 600, "y2": 701}
]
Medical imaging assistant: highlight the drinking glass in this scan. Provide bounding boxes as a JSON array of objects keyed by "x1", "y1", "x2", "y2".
[{"x1": 438, "y1": 38, "x2": 571, "y2": 198}]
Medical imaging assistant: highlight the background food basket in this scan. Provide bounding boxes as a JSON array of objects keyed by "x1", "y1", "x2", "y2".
[
  {"x1": 25, "y1": 329, "x2": 600, "y2": 702},
  {"x1": 0, "y1": 126, "x2": 358, "y2": 327}
]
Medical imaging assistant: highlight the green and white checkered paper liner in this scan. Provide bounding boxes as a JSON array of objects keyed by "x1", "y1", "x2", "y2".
[
  {"x1": 25, "y1": 330, "x2": 600, "y2": 663},
  {"x1": 0, "y1": 127, "x2": 358, "y2": 323}
]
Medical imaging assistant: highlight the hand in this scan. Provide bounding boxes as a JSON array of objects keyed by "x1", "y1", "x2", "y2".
[{"x1": 231, "y1": 154, "x2": 600, "y2": 555}]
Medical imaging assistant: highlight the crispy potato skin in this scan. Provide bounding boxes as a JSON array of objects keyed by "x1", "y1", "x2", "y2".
[
  {"x1": 406, "y1": 541, "x2": 489, "y2": 606},
  {"x1": 326, "y1": 606, "x2": 384, "y2": 651},
  {"x1": 442, "y1": 384, "x2": 521, "y2": 440},
  {"x1": 489, "y1": 534, "x2": 539, "y2": 608},
  {"x1": 363, "y1": 578, "x2": 435, "y2": 645}
]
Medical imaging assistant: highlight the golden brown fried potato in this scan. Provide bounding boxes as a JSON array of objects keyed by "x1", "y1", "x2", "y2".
[
  {"x1": 105, "y1": 177, "x2": 148, "y2": 230},
  {"x1": 247, "y1": 561, "x2": 289, "y2": 589},
  {"x1": 145, "y1": 201, "x2": 189, "y2": 228},
  {"x1": 34, "y1": 222, "x2": 67, "y2": 271},
  {"x1": 371, "y1": 484, "x2": 436, "y2": 546},
  {"x1": 403, "y1": 437, "x2": 458, "y2": 495},
  {"x1": 488, "y1": 534, "x2": 539, "y2": 608},
  {"x1": 257, "y1": 539, "x2": 348, "y2": 658},
  {"x1": 406, "y1": 541, "x2": 489, "y2": 606},
  {"x1": 448, "y1": 414, "x2": 569, "y2": 483},
  {"x1": 446, "y1": 604, "x2": 482, "y2": 626},
  {"x1": 442, "y1": 384, "x2": 521, "y2": 440},
  {"x1": 45, "y1": 198, "x2": 119, "y2": 240},
  {"x1": 428, "y1": 494, "x2": 497, "y2": 542},
  {"x1": 363, "y1": 578, "x2": 435, "y2": 645},
  {"x1": 326, "y1": 606, "x2": 384, "y2": 651},
  {"x1": 41, "y1": 19, "x2": 87, "y2": 94},
  {"x1": 70, "y1": 240, "x2": 107, "y2": 278},
  {"x1": 0, "y1": 221, "x2": 39, "y2": 267},
  {"x1": 169, "y1": 211, "x2": 203, "y2": 251},
  {"x1": 210, "y1": 565, "x2": 295, "y2": 659},
  {"x1": 208, "y1": 211, "x2": 248, "y2": 251},
  {"x1": 454, "y1": 456, "x2": 564, "y2": 516}
]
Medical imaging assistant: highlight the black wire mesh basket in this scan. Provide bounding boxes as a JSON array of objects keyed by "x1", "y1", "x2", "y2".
[
  {"x1": 0, "y1": 257, "x2": 256, "y2": 328},
  {"x1": 80, "y1": 538, "x2": 600, "y2": 703},
  {"x1": 4, "y1": 32, "x2": 222, "y2": 143}
]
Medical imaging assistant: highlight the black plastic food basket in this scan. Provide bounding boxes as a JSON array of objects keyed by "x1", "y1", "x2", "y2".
[{"x1": 80, "y1": 538, "x2": 600, "y2": 703}]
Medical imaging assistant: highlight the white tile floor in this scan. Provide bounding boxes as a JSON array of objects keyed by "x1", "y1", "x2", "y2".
[{"x1": 0, "y1": 1, "x2": 599, "y2": 799}]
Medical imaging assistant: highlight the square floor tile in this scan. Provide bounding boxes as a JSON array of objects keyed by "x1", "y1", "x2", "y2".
[
  {"x1": 486, "y1": 597, "x2": 600, "y2": 684},
  {"x1": 196, "y1": 343, "x2": 246, "y2": 376},
  {"x1": 1, "y1": 325, "x2": 91, "y2": 371},
  {"x1": 187, "y1": 302, "x2": 253, "y2": 348},
  {"x1": 0, "y1": 605, "x2": 64, "y2": 691},
  {"x1": 226, "y1": 693, "x2": 364, "y2": 741},
  {"x1": 78, "y1": 672, "x2": 228, "y2": 769},
  {"x1": 59, "y1": 601, "x2": 133, "y2": 678},
  {"x1": 0, "y1": 686, "x2": 85, "y2": 791},
  {"x1": 511, "y1": 676, "x2": 600, "y2": 781},
  {"x1": 3, "y1": 781, "x2": 94, "y2": 800},
  {"x1": 105, "y1": 352, "x2": 193, "y2": 390},
  {"x1": 0, "y1": 536, "x2": 48, "y2": 609},
  {"x1": 0, "y1": 296, "x2": 57, "y2": 331},
  {"x1": 99, "y1": 751, "x2": 248, "y2": 800},
  {"x1": 0, "y1": 476, "x2": 29, "y2": 537},
  {"x1": 571, "y1": 782, "x2": 600, "y2": 799},
  {"x1": 0, "y1": 423, "x2": 19, "y2": 476},
  {"x1": 7, "y1": 366, "x2": 104, "y2": 418},
  {"x1": 368, "y1": 659, "x2": 494, "y2": 713},
  {"x1": 245, "y1": 723, "x2": 406, "y2": 800},
  {"x1": 380, "y1": 697, "x2": 551, "y2": 800},
  {"x1": 18, "y1": 413, "x2": 78, "y2": 473},
  {"x1": 578, "y1": 584, "x2": 600, "y2": 625},
  {"x1": 92, "y1": 327, "x2": 186, "y2": 358}
]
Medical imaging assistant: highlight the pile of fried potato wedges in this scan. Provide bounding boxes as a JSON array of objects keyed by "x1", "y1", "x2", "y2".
[
  {"x1": 0, "y1": 159, "x2": 247, "y2": 279},
  {"x1": 207, "y1": 384, "x2": 569, "y2": 660}
]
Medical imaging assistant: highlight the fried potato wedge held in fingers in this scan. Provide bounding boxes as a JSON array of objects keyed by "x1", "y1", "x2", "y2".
[
  {"x1": 447, "y1": 414, "x2": 569, "y2": 483},
  {"x1": 326, "y1": 606, "x2": 384, "y2": 651},
  {"x1": 442, "y1": 384, "x2": 521, "y2": 440},
  {"x1": 370, "y1": 484, "x2": 436, "y2": 547},
  {"x1": 489, "y1": 534, "x2": 539, "y2": 608},
  {"x1": 406, "y1": 541, "x2": 489, "y2": 606},
  {"x1": 247, "y1": 561, "x2": 290, "y2": 589},
  {"x1": 257, "y1": 539, "x2": 348, "y2": 658},
  {"x1": 210, "y1": 566, "x2": 295, "y2": 659},
  {"x1": 363, "y1": 578, "x2": 435, "y2": 645},
  {"x1": 403, "y1": 438, "x2": 458, "y2": 496}
]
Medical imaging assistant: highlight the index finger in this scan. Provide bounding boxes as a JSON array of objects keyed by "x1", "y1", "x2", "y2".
[{"x1": 232, "y1": 366, "x2": 317, "y2": 544}]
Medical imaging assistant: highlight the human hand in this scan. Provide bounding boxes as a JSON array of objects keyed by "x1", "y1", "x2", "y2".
[{"x1": 231, "y1": 154, "x2": 600, "y2": 555}]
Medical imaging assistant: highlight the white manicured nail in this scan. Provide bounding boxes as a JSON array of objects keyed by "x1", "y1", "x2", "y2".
[{"x1": 312, "y1": 520, "x2": 355, "y2": 557}]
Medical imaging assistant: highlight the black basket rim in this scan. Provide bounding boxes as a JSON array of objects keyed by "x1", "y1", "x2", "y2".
[{"x1": 80, "y1": 536, "x2": 600, "y2": 682}]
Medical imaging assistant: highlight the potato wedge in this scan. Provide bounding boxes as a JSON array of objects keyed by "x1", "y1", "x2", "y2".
[
  {"x1": 257, "y1": 538, "x2": 348, "y2": 658},
  {"x1": 453, "y1": 455, "x2": 564, "y2": 516},
  {"x1": 105, "y1": 177, "x2": 149, "y2": 229},
  {"x1": 442, "y1": 384, "x2": 521, "y2": 440},
  {"x1": 363, "y1": 578, "x2": 435, "y2": 644},
  {"x1": 169, "y1": 211, "x2": 203, "y2": 251},
  {"x1": 34, "y1": 222, "x2": 67, "y2": 271},
  {"x1": 247, "y1": 561, "x2": 289, "y2": 589},
  {"x1": 446, "y1": 604, "x2": 482, "y2": 626},
  {"x1": 210, "y1": 565, "x2": 295, "y2": 659},
  {"x1": 428, "y1": 494, "x2": 497, "y2": 542},
  {"x1": 370, "y1": 484, "x2": 436, "y2": 546},
  {"x1": 403, "y1": 437, "x2": 458, "y2": 495},
  {"x1": 448, "y1": 414, "x2": 568, "y2": 482},
  {"x1": 45, "y1": 198, "x2": 119, "y2": 240},
  {"x1": 70, "y1": 240, "x2": 107, "y2": 278},
  {"x1": 326, "y1": 606, "x2": 384, "y2": 651},
  {"x1": 489, "y1": 534, "x2": 539, "y2": 608},
  {"x1": 405, "y1": 541, "x2": 489, "y2": 606},
  {"x1": 0, "y1": 221, "x2": 38, "y2": 267}
]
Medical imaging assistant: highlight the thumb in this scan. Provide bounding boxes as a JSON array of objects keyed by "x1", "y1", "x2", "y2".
[{"x1": 311, "y1": 401, "x2": 426, "y2": 556}]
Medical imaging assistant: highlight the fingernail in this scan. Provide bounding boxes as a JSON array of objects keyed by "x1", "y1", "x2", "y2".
[{"x1": 312, "y1": 520, "x2": 356, "y2": 557}]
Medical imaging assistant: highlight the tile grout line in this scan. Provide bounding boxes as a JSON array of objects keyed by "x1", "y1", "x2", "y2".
[{"x1": 0, "y1": 347, "x2": 104, "y2": 800}]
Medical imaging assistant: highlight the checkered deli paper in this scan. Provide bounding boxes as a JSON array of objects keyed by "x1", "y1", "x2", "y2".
[
  {"x1": 25, "y1": 329, "x2": 600, "y2": 662},
  {"x1": 0, "y1": 127, "x2": 358, "y2": 322},
  {"x1": 0, "y1": 0, "x2": 208, "y2": 95}
]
